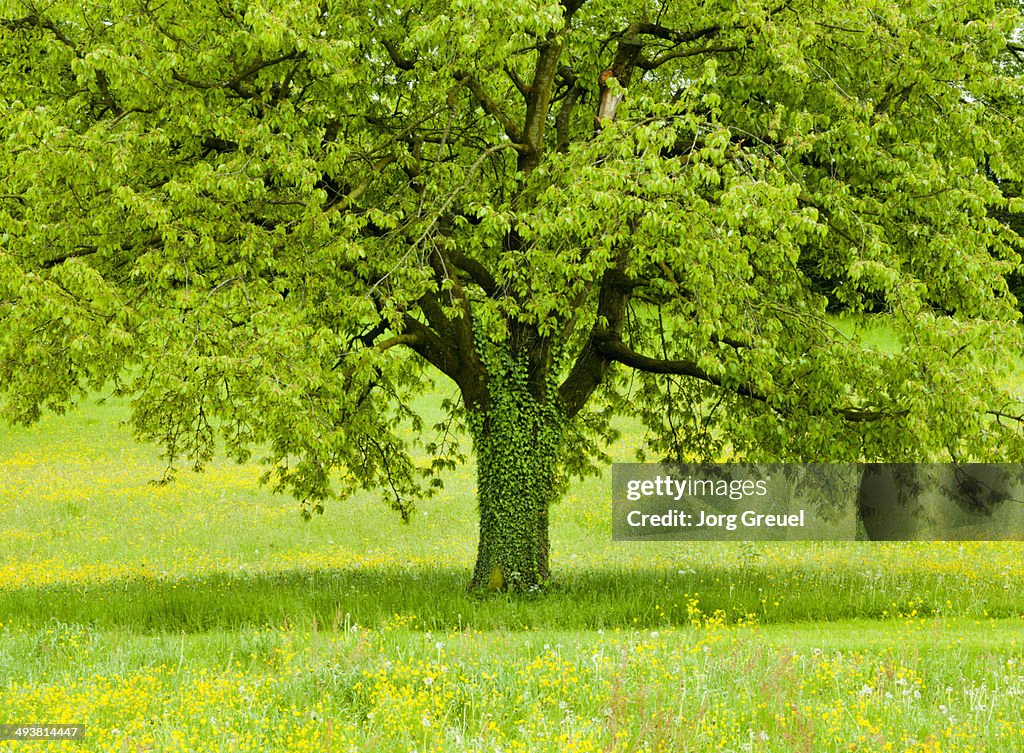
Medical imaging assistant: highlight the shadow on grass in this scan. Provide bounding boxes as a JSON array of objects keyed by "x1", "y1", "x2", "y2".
[{"x1": 3, "y1": 564, "x2": 1021, "y2": 632}]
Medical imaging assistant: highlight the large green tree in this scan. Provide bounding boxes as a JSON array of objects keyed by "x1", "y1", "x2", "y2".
[{"x1": 2, "y1": 0, "x2": 1023, "y2": 590}]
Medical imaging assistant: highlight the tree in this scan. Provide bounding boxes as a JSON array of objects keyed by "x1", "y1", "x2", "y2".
[{"x1": 1, "y1": 0, "x2": 1023, "y2": 591}]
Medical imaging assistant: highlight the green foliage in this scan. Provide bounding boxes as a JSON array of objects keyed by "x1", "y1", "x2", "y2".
[{"x1": 2, "y1": 0, "x2": 1024, "y2": 584}]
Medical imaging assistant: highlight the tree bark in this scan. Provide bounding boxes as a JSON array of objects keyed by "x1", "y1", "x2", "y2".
[{"x1": 468, "y1": 388, "x2": 562, "y2": 592}]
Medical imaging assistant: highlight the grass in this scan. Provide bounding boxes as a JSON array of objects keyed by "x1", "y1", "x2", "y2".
[{"x1": 2, "y1": 393, "x2": 1024, "y2": 751}]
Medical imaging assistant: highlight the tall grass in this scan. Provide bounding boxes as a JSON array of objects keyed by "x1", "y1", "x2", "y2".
[{"x1": 2, "y1": 382, "x2": 1024, "y2": 751}]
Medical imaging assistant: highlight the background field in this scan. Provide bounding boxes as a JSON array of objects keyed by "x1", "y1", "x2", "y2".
[{"x1": 2, "y1": 393, "x2": 1024, "y2": 752}]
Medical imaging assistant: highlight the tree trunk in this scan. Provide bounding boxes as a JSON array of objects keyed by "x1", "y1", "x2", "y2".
[{"x1": 468, "y1": 391, "x2": 562, "y2": 593}]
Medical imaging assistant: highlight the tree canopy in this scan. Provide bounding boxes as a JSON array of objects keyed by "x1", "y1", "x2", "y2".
[{"x1": 2, "y1": 0, "x2": 1023, "y2": 589}]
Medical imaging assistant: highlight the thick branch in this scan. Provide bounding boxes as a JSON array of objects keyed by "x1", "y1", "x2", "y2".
[
  {"x1": 597, "y1": 335, "x2": 908, "y2": 423},
  {"x1": 455, "y1": 73, "x2": 525, "y2": 147},
  {"x1": 375, "y1": 333, "x2": 423, "y2": 351},
  {"x1": 3, "y1": 14, "x2": 76, "y2": 47},
  {"x1": 227, "y1": 51, "x2": 307, "y2": 86},
  {"x1": 555, "y1": 76, "x2": 582, "y2": 153},
  {"x1": 447, "y1": 250, "x2": 499, "y2": 297},
  {"x1": 595, "y1": 334, "x2": 765, "y2": 402},
  {"x1": 521, "y1": 37, "x2": 566, "y2": 167},
  {"x1": 381, "y1": 39, "x2": 416, "y2": 70},
  {"x1": 561, "y1": 0, "x2": 587, "y2": 18},
  {"x1": 595, "y1": 30, "x2": 646, "y2": 127},
  {"x1": 420, "y1": 251, "x2": 490, "y2": 410},
  {"x1": 629, "y1": 22, "x2": 722, "y2": 45},
  {"x1": 5, "y1": 14, "x2": 123, "y2": 115},
  {"x1": 400, "y1": 313, "x2": 461, "y2": 380},
  {"x1": 636, "y1": 44, "x2": 739, "y2": 69},
  {"x1": 42, "y1": 246, "x2": 99, "y2": 269},
  {"x1": 41, "y1": 234, "x2": 163, "y2": 270},
  {"x1": 988, "y1": 409, "x2": 1024, "y2": 424},
  {"x1": 558, "y1": 263, "x2": 632, "y2": 418}
]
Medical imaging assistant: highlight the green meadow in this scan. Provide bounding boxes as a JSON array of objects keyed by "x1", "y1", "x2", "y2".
[{"x1": 2, "y1": 395, "x2": 1024, "y2": 752}]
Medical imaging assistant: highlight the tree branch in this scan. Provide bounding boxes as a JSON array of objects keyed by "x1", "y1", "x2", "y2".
[
  {"x1": 558, "y1": 260, "x2": 632, "y2": 418},
  {"x1": 629, "y1": 22, "x2": 722, "y2": 45},
  {"x1": 420, "y1": 250, "x2": 490, "y2": 410},
  {"x1": 324, "y1": 154, "x2": 398, "y2": 213},
  {"x1": 375, "y1": 333, "x2": 423, "y2": 351},
  {"x1": 382, "y1": 39, "x2": 417, "y2": 70},
  {"x1": 597, "y1": 335, "x2": 908, "y2": 422},
  {"x1": 636, "y1": 44, "x2": 739, "y2": 69},
  {"x1": 400, "y1": 313, "x2": 461, "y2": 380},
  {"x1": 505, "y1": 65, "x2": 530, "y2": 98},
  {"x1": 595, "y1": 334, "x2": 765, "y2": 401},
  {"x1": 837, "y1": 407, "x2": 910, "y2": 422},
  {"x1": 172, "y1": 51, "x2": 304, "y2": 98},
  {"x1": 874, "y1": 82, "x2": 915, "y2": 115},
  {"x1": 520, "y1": 33, "x2": 569, "y2": 169},
  {"x1": 3, "y1": 14, "x2": 76, "y2": 47},
  {"x1": 5, "y1": 14, "x2": 123, "y2": 115},
  {"x1": 446, "y1": 250, "x2": 499, "y2": 297},
  {"x1": 555, "y1": 74, "x2": 582, "y2": 153},
  {"x1": 454, "y1": 73, "x2": 525, "y2": 147}
]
